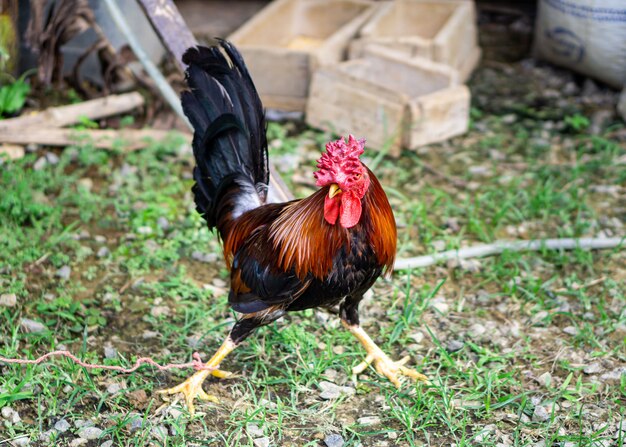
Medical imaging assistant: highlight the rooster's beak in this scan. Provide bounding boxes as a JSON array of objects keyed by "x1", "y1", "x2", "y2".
[{"x1": 328, "y1": 183, "x2": 342, "y2": 198}]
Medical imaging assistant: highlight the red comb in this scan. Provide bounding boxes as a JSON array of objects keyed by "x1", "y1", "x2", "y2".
[{"x1": 314, "y1": 135, "x2": 365, "y2": 186}]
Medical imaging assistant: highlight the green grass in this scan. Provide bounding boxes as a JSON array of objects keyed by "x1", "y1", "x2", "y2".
[{"x1": 1, "y1": 69, "x2": 625, "y2": 446}]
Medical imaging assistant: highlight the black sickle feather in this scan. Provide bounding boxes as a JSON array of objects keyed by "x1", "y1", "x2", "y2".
[{"x1": 181, "y1": 41, "x2": 269, "y2": 232}]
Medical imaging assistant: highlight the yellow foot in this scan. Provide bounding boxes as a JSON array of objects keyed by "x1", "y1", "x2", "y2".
[
  {"x1": 157, "y1": 370, "x2": 221, "y2": 416},
  {"x1": 352, "y1": 352, "x2": 430, "y2": 387}
]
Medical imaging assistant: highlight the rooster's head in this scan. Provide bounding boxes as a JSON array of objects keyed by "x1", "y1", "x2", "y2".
[{"x1": 314, "y1": 135, "x2": 370, "y2": 228}]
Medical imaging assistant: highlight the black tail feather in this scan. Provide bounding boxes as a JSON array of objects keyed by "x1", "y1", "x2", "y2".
[{"x1": 182, "y1": 40, "x2": 268, "y2": 233}]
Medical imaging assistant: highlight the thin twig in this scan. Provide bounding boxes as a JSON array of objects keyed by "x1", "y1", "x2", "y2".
[{"x1": 394, "y1": 237, "x2": 624, "y2": 270}]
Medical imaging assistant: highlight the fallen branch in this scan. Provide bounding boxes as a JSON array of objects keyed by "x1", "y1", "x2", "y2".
[
  {"x1": 394, "y1": 237, "x2": 624, "y2": 270},
  {"x1": 0, "y1": 127, "x2": 190, "y2": 150},
  {"x1": 0, "y1": 92, "x2": 144, "y2": 131}
]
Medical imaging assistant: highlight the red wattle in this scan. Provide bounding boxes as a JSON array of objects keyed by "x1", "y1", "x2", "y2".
[
  {"x1": 324, "y1": 195, "x2": 340, "y2": 225},
  {"x1": 339, "y1": 191, "x2": 362, "y2": 228}
]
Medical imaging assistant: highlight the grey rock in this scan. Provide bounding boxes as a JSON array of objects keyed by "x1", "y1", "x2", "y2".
[
  {"x1": 583, "y1": 362, "x2": 603, "y2": 374},
  {"x1": 11, "y1": 436, "x2": 30, "y2": 446},
  {"x1": 538, "y1": 371, "x2": 551, "y2": 387},
  {"x1": 253, "y1": 437, "x2": 270, "y2": 447},
  {"x1": 319, "y1": 381, "x2": 355, "y2": 400},
  {"x1": 39, "y1": 429, "x2": 57, "y2": 442},
  {"x1": 33, "y1": 156, "x2": 48, "y2": 170},
  {"x1": 69, "y1": 439, "x2": 87, "y2": 447},
  {"x1": 191, "y1": 250, "x2": 218, "y2": 263},
  {"x1": 0, "y1": 293, "x2": 17, "y2": 307},
  {"x1": 78, "y1": 426, "x2": 103, "y2": 440},
  {"x1": 247, "y1": 424, "x2": 264, "y2": 437},
  {"x1": 446, "y1": 340, "x2": 464, "y2": 353},
  {"x1": 324, "y1": 433, "x2": 345, "y2": 447},
  {"x1": 532, "y1": 405, "x2": 550, "y2": 422},
  {"x1": 45, "y1": 152, "x2": 60, "y2": 165},
  {"x1": 100, "y1": 441, "x2": 114, "y2": 447},
  {"x1": 136, "y1": 226, "x2": 153, "y2": 235},
  {"x1": 55, "y1": 418, "x2": 71, "y2": 432},
  {"x1": 1, "y1": 406, "x2": 21, "y2": 424},
  {"x1": 151, "y1": 425, "x2": 168, "y2": 441},
  {"x1": 97, "y1": 247, "x2": 110, "y2": 258},
  {"x1": 104, "y1": 346, "x2": 117, "y2": 359},
  {"x1": 20, "y1": 318, "x2": 46, "y2": 333},
  {"x1": 55, "y1": 265, "x2": 71, "y2": 280},
  {"x1": 157, "y1": 217, "x2": 170, "y2": 231},
  {"x1": 468, "y1": 323, "x2": 486, "y2": 338},
  {"x1": 357, "y1": 416, "x2": 381, "y2": 426},
  {"x1": 600, "y1": 367, "x2": 626, "y2": 381},
  {"x1": 129, "y1": 417, "x2": 143, "y2": 432},
  {"x1": 562, "y1": 326, "x2": 578, "y2": 336},
  {"x1": 107, "y1": 383, "x2": 123, "y2": 394}
]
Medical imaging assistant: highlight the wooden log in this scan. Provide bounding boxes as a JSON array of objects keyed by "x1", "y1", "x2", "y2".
[
  {"x1": 0, "y1": 127, "x2": 191, "y2": 151},
  {"x1": 0, "y1": 92, "x2": 145, "y2": 131}
]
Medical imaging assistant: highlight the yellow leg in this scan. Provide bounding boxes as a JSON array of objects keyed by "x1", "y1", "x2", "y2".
[
  {"x1": 342, "y1": 321, "x2": 430, "y2": 387},
  {"x1": 157, "y1": 337, "x2": 237, "y2": 415}
]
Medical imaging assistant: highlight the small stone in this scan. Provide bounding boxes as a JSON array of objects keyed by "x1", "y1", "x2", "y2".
[
  {"x1": 157, "y1": 217, "x2": 170, "y2": 231},
  {"x1": 247, "y1": 424, "x2": 264, "y2": 437},
  {"x1": 538, "y1": 371, "x2": 551, "y2": 387},
  {"x1": 104, "y1": 346, "x2": 117, "y2": 359},
  {"x1": 100, "y1": 441, "x2": 113, "y2": 447},
  {"x1": 357, "y1": 416, "x2": 381, "y2": 426},
  {"x1": 583, "y1": 363, "x2": 603, "y2": 374},
  {"x1": 446, "y1": 340, "x2": 464, "y2": 353},
  {"x1": 142, "y1": 330, "x2": 159, "y2": 339},
  {"x1": 167, "y1": 407, "x2": 184, "y2": 419},
  {"x1": 432, "y1": 240, "x2": 446, "y2": 251},
  {"x1": 1, "y1": 406, "x2": 21, "y2": 424},
  {"x1": 55, "y1": 265, "x2": 71, "y2": 280},
  {"x1": 332, "y1": 345, "x2": 345, "y2": 355},
  {"x1": 152, "y1": 425, "x2": 168, "y2": 441},
  {"x1": 600, "y1": 367, "x2": 626, "y2": 382},
  {"x1": 563, "y1": 326, "x2": 578, "y2": 336},
  {"x1": 12, "y1": 436, "x2": 30, "y2": 447},
  {"x1": 253, "y1": 437, "x2": 270, "y2": 447},
  {"x1": 45, "y1": 152, "x2": 60, "y2": 165},
  {"x1": 39, "y1": 429, "x2": 57, "y2": 442},
  {"x1": 318, "y1": 381, "x2": 355, "y2": 400},
  {"x1": 409, "y1": 332, "x2": 424, "y2": 343},
  {"x1": 468, "y1": 323, "x2": 486, "y2": 338},
  {"x1": 20, "y1": 318, "x2": 46, "y2": 333},
  {"x1": 191, "y1": 250, "x2": 218, "y2": 263},
  {"x1": 136, "y1": 226, "x2": 152, "y2": 235},
  {"x1": 151, "y1": 306, "x2": 170, "y2": 318},
  {"x1": 0, "y1": 293, "x2": 17, "y2": 307},
  {"x1": 55, "y1": 419, "x2": 71, "y2": 432},
  {"x1": 430, "y1": 297, "x2": 449, "y2": 314},
  {"x1": 70, "y1": 439, "x2": 87, "y2": 447},
  {"x1": 0, "y1": 144, "x2": 25, "y2": 160},
  {"x1": 532, "y1": 405, "x2": 550, "y2": 422},
  {"x1": 129, "y1": 417, "x2": 143, "y2": 432},
  {"x1": 107, "y1": 383, "x2": 123, "y2": 394},
  {"x1": 97, "y1": 247, "x2": 110, "y2": 258},
  {"x1": 324, "y1": 433, "x2": 344, "y2": 447},
  {"x1": 77, "y1": 178, "x2": 93, "y2": 191},
  {"x1": 78, "y1": 426, "x2": 103, "y2": 440},
  {"x1": 33, "y1": 156, "x2": 48, "y2": 170}
]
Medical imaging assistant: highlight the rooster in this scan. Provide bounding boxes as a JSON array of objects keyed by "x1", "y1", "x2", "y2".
[{"x1": 159, "y1": 40, "x2": 428, "y2": 414}]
